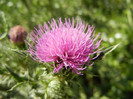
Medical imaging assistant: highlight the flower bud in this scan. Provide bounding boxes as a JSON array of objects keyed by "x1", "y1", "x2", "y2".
[
  {"x1": 9, "y1": 25, "x2": 27, "y2": 44},
  {"x1": 47, "y1": 79, "x2": 65, "y2": 98}
]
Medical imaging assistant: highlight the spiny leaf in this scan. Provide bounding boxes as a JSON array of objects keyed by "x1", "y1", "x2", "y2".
[
  {"x1": 5, "y1": 65, "x2": 30, "y2": 82},
  {"x1": 8, "y1": 82, "x2": 25, "y2": 91},
  {"x1": 8, "y1": 48, "x2": 27, "y2": 56},
  {"x1": 0, "y1": 32, "x2": 8, "y2": 40},
  {"x1": 0, "y1": 11, "x2": 9, "y2": 40}
]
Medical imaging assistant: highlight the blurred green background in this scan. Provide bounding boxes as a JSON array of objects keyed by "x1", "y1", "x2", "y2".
[{"x1": 0, "y1": 0, "x2": 133, "y2": 99}]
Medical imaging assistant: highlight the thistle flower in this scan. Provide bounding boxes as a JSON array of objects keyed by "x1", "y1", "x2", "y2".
[
  {"x1": 27, "y1": 18, "x2": 102, "y2": 74},
  {"x1": 9, "y1": 25, "x2": 27, "y2": 44}
]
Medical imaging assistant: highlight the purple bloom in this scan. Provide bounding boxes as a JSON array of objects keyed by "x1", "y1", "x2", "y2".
[{"x1": 27, "y1": 18, "x2": 102, "y2": 74}]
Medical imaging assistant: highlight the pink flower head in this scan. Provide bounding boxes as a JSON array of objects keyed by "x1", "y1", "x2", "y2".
[{"x1": 27, "y1": 18, "x2": 102, "y2": 74}]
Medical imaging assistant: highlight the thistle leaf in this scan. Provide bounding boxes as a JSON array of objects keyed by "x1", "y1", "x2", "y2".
[
  {"x1": 0, "y1": 32, "x2": 8, "y2": 40},
  {"x1": 5, "y1": 65, "x2": 30, "y2": 82},
  {"x1": 0, "y1": 11, "x2": 8, "y2": 40},
  {"x1": 8, "y1": 82, "x2": 25, "y2": 91},
  {"x1": 8, "y1": 48, "x2": 27, "y2": 56}
]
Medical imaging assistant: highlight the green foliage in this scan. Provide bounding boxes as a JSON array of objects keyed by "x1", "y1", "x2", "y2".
[{"x1": 0, "y1": 0, "x2": 133, "y2": 99}]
